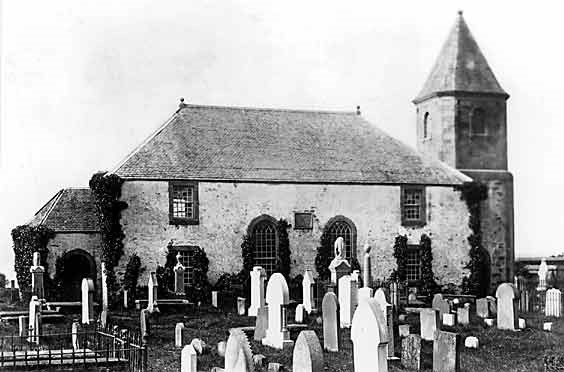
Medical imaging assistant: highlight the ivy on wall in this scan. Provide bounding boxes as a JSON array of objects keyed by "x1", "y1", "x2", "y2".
[
  {"x1": 89, "y1": 172, "x2": 128, "y2": 306},
  {"x1": 457, "y1": 181, "x2": 490, "y2": 297},
  {"x1": 315, "y1": 228, "x2": 360, "y2": 281},
  {"x1": 240, "y1": 234, "x2": 254, "y2": 276},
  {"x1": 123, "y1": 254, "x2": 143, "y2": 300},
  {"x1": 276, "y1": 219, "x2": 291, "y2": 281},
  {"x1": 419, "y1": 233, "x2": 437, "y2": 296},
  {"x1": 11, "y1": 224, "x2": 55, "y2": 297},
  {"x1": 392, "y1": 234, "x2": 409, "y2": 282}
]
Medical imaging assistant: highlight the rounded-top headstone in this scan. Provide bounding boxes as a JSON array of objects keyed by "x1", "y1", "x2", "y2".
[
  {"x1": 265, "y1": 273, "x2": 289, "y2": 305},
  {"x1": 293, "y1": 330, "x2": 324, "y2": 372}
]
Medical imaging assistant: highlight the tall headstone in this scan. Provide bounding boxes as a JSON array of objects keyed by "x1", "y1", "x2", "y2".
[
  {"x1": 420, "y1": 308, "x2": 440, "y2": 341},
  {"x1": 495, "y1": 283, "x2": 519, "y2": 331},
  {"x1": 545, "y1": 288, "x2": 562, "y2": 318},
  {"x1": 237, "y1": 297, "x2": 246, "y2": 316},
  {"x1": 225, "y1": 329, "x2": 254, "y2": 372},
  {"x1": 374, "y1": 288, "x2": 395, "y2": 359},
  {"x1": 292, "y1": 330, "x2": 324, "y2": 372},
  {"x1": 101, "y1": 262, "x2": 109, "y2": 328},
  {"x1": 338, "y1": 275, "x2": 354, "y2": 328},
  {"x1": 176, "y1": 323, "x2": 186, "y2": 348},
  {"x1": 401, "y1": 334, "x2": 421, "y2": 371},
  {"x1": 254, "y1": 306, "x2": 268, "y2": 341},
  {"x1": 262, "y1": 273, "x2": 293, "y2": 349},
  {"x1": 140, "y1": 308, "x2": 150, "y2": 341},
  {"x1": 322, "y1": 291, "x2": 340, "y2": 352},
  {"x1": 18, "y1": 315, "x2": 27, "y2": 337},
  {"x1": 362, "y1": 244, "x2": 372, "y2": 288},
  {"x1": 302, "y1": 269, "x2": 316, "y2": 314},
  {"x1": 457, "y1": 303, "x2": 470, "y2": 325},
  {"x1": 181, "y1": 345, "x2": 197, "y2": 372},
  {"x1": 174, "y1": 253, "x2": 186, "y2": 296},
  {"x1": 212, "y1": 291, "x2": 219, "y2": 308},
  {"x1": 329, "y1": 237, "x2": 351, "y2": 286},
  {"x1": 81, "y1": 278, "x2": 94, "y2": 324},
  {"x1": 27, "y1": 296, "x2": 41, "y2": 344},
  {"x1": 148, "y1": 272, "x2": 159, "y2": 313},
  {"x1": 248, "y1": 266, "x2": 266, "y2": 316},
  {"x1": 433, "y1": 330, "x2": 461, "y2": 372},
  {"x1": 538, "y1": 258, "x2": 548, "y2": 291},
  {"x1": 295, "y1": 304, "x2": 305, "y2": 323},
  {"x1": 123, "y1": 289, "x2": 129, "y2": 309},
  {"x1": 30, "y1": 252, "x2": 45, "y2": 299},
  {"x1": 351, "y1": 298, "x2": 389, "y2": 372},
  {"x1": 71, "y1": 321, "x2": 79, "y2": 350}
]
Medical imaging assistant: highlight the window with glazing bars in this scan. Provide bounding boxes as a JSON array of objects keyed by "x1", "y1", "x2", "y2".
[
  {"x1": 169, "y1": 182, "x2": 199, "y2": 224},
  {"x1": 176, "y1": 249, "x2": 196, "y2": 288},
  {"x1": 401, "y1": 186, "x2": 426, "y2": 226},
  {"x1": 252, "y1": 220, "x2": 278, "y2": 275},
  {"x1": 327, "y1": 220, "x2": 354, "y2": 260},
  {"x1": 406, "y1": 248, "x2": 422, "y2": 283}
]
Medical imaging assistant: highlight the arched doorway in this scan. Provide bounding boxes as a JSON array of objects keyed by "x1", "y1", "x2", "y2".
[{"x1": 60, "y1": 249, "x2": 96, "y2": 301}]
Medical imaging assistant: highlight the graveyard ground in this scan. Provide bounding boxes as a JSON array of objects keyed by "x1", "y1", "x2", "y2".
[{"x1": 0, "y1": 303, "x2": 562, "y2": 372}]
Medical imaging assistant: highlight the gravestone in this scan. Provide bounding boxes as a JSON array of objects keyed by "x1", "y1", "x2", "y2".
[
  {"x1": 351, "y1": 298, "x2": 389, "y2": 372},
  {"x1": 338, "y1": 275, "x2": 354, "y2": 328},
  {"x1": 81, "y1": 278, "x2": 94, "y2": 324},
  {"x1": 476, "y1": 298, "x2": 489, "y2": 318},
  {"x1": 464, "y1": 336, "x2": 479, "y2": 349},
  {"x1": 329, "y1": 237, "x2": 351, "y2": 286},
  {"x1": 212, "y1": 291, "x2": 219, "y2": 308},
  {"x1": 218, "y1": 341, "x2": 227, "y2": 357},
  {"x1": 254, "y1": 306, "x2": 268, "y2": 341},
  {"x1": 27, "y1": 296, "x2": 41, "y2": 344},
  {"x1": 374, "y1": 288, "x2": 395, "y2": 359},
  {"x1": 140, "y1": 309, "x2": 150, "y2": 341},
  {"x1": 432, "y1": 294, "x2": 451, "y2": 321},
  {"x1": 174, "y1": 253, "x2": 186, "y2": 295},
  {"x1": 176, "y1": 323, "x2": 186, "y2": 348},
  {"x1": 295, "y1": 304, "x2": 305, "y2": 323},
  {"x1": 302, "y1": 269, "x2": 316, "y2": 314},
  {"x1": 420, "y1": 308, "x2": 440, "y2": 341},
  {"x1": 249, "y1": 266, "x2": 266, "y2": 316},
  {"x1": 225, "y1": 329, "x2": 254, "y2": 372},
  {"x1": 457, "y1": 303, "x2": 470, "y2": 325},
  {"x1": 399, "y1": 324, "x2": 410, "y2": 337},
  {"x1": 401, "y1": 334, "x2": 421, "y2": 371},
  {"x1": 181, "y1": 344, "x2": 197, "y2": 372},
  {"x1": 538, "y1": 258, "x2": 548, "y2": 290},
  {"x1": 495, "y1": 283, "x2": 519, "y2": 331},
  {"x1": 545, "y1": 288, "x2": 562, "y2": 317},
  {"x1": 18, "y1": 315, "x2": 27, "y2": 337},
  {"x1": 262, "y1": 273, "x2": 293, "y2": 349},
  {"x1": 322, "y1": 291, "x2": 340, "y2": 352},
  {"x1": 30, "y1": 252, "x2": 45, "y2": 299},
  {"x1": 486, "y1": 296, "x2": 497, "y2": 315},
  {"x1": 148, "y1": 272, "x2": 159, "y2": 313},
  {"x1": 443, "y1": 313, "x2": 456, "y2": 327},
  {"x1": 292, "y1": 330, "x2": 324, "y2": 372},
  {"x1": 237, "y1": 297, "x2": 246, "y2": 316},
  {"x1": 518, "y1": 318, "x2": 526, "y2": 329},
  {"x1": 72, "y1": 321, "x2": 79, "y2": 350},
  {"x1": 350, "y1": 271, "x2": 360, "y2": 316},
  {"x1": 362, "y1": 244, "x2": 372, "y2": 287},
  {"x1": 358, "y1": 287, "x2": 374, "y2": 303},
  {"x1": 123, "y1": 290, "x2": 129, "y2": 309},
  {"x1": 101, "y1": 262, "x2": 109, "y2": 315},
  {"x1": 433, "y1": 330, "x2": 461, "y2": 372}
]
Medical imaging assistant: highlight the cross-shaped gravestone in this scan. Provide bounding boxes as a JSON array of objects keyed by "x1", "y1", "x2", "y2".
[
  {"x1": 322, "y1": 291, "x2": 340, "y2": 352},
  {"x1": 292, "y1": 330, "x2": 324, "y2": 372},
  {"x1": 302, "y1": 269, "x2": 316, "y2": 314},
  {"x1": 262, "y1": 273, "x2": 293, "y2": 349},
  {"x1": 374, "y1": 288, "x2": 395, "y2": 359},
  {"x1": 351, "y1": 298, "x2": 389, "y2": 372},
  {"x1": 81, "y1": 278, "x2": 94, "y2": 324},
  {"x1": 148, "y1": 272, "x2": 160, "y2": 313},
  {"x1": 248, "y1": 266, "x2": 266, "y2": 316},
  {"x1": 495, "y1": 283, "x2": 519, "y2": 331}
]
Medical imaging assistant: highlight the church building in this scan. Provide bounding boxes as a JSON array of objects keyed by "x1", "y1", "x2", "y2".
[{"x1": 26, "y1": 12, "x2": 513, "y2": 297}]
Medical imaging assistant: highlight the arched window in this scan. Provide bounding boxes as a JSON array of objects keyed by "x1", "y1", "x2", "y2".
[
  {"x1": 470, "y1": 108, "x2": 486, "y2": 135},
  {"x1": 326, "y1": 216, "x2": 357, "y2": 260},
  {"x1": 423, "y1": 112, "x2": 430, "y2": 139},
  {"x1": 249, "y1": 215, "x2": 278, "y2": 275}
]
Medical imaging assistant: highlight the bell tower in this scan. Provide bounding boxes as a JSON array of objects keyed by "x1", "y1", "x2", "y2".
[{"x1": 413, "y1": 11, "x2": 514, "y2": 290}]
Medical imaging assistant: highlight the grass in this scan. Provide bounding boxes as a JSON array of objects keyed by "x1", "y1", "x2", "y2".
[{"x1": 0, "y1": 303, "x2": 562, "y2": 371}]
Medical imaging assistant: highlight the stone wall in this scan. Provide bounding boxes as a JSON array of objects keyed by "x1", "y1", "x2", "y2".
[
  {"x1": 45, "y1": 233, "x2": 102, "y2": 282},
  {"x1": 118, "y1": 180, "x2": 471, "y2": 286},
  {"x1": 416, "y1": 96, "x2": 457, "y2": 166}
]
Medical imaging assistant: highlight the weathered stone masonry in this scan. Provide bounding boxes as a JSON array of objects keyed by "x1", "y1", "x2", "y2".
[{"x1": 118, "y1": 180, "x2": 471, "y2": 285}]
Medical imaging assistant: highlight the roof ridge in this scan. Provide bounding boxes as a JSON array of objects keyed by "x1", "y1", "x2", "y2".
[
  {"x1": 38, "y1": 189, "x2": 65, "y2": 226},
  {"x1": 180, "y1": 103, "x2": 358, "y2": 116}
]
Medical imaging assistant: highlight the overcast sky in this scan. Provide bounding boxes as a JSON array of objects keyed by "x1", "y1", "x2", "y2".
[{"x1": 1, "y1": 1, "x2": 562, "y2": 280}]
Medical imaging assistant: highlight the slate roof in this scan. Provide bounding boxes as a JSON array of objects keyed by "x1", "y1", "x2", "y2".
[
  {"x1": 28, "y1": 188, "x2": 99, "y2": 232},
  {"x1": 413, "y1": 11, "x2": 508, "y2": 103},
  {"x1": 113, "y1": 104, "x2": 471, "y2": 185}
]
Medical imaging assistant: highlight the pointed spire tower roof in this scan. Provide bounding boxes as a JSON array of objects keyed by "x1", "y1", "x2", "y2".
[{"x1": 413, "y1": 11, "x2": 508, "y2": 103}]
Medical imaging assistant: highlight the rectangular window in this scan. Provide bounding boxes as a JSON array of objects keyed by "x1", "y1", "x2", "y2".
[
  {"x1": 406, "y1": 246, "x2": 422, "y2": 283},
  {"x1": 169, "y1": 181, "x2": 199, "y2": 225},
  {"x1": 294, "y1": 212, "x2": 313, "y2": 230},
  {"x1": 174, "y1": 246, "x2": 197, "y2": 288},
  {"x1": 401, "y1": 186, "x2": 426, "y2": 226}
]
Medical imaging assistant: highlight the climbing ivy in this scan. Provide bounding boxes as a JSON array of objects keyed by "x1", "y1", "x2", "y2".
[
  {"x1": 11, "y1": 224, "x2": 55, "y2": 295},
  {"x1": 123, "y1": 254, "x2": 143, "y2": 300},
  {"x1": 276, "y1": 219, "x2": 291, "y2": 281},
  {"x1": 419, "y1": 234, "x2": 438, "y2": 296},
  {"x1": 89, "y1": 172, "x2": 128, "y2": 305},
  {"x1": 314, "y1": 228, "x2": 333, "y2": 280},
  {"x1": 392, "y1": 234, "x2": 409, "y2": 282},
  {"x1": 457, "y1": 181, "x2": 490, "y2": 297},
  {"x1": 240, "y1": 234, "x2": 254, "y2": 276}
]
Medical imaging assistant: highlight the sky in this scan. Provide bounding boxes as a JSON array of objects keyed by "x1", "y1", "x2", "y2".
[{"x1": 1, "y1": 1, "x2": 563, "y2": 280}]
